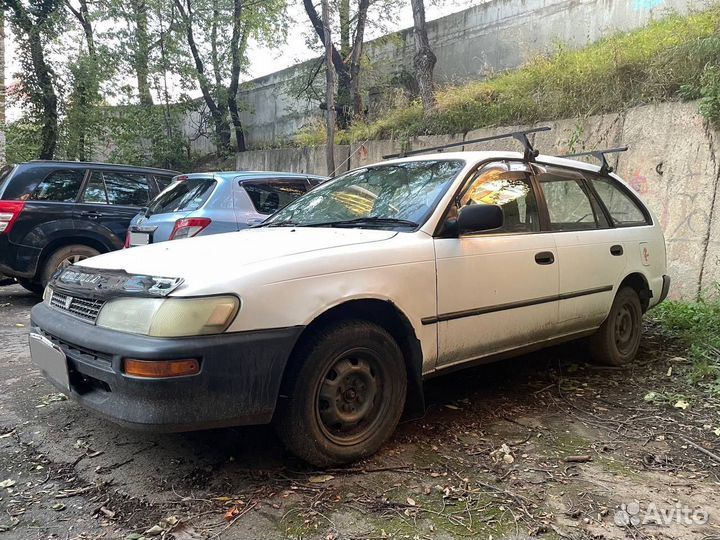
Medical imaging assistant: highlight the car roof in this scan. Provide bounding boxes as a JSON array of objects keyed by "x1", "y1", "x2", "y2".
[
  {"x1": 179, "y1": 171, "x2": 328, "y2": 182},
  {"x1": 374, "y1": 150, "x2": 607, "y2": 175},
  {"x1": 22, "y1": 160, "x2": 180, "y2": 175}
]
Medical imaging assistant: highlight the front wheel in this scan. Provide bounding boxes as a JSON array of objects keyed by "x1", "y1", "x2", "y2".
[
  {"x1": 275, "y1": 320, "x2": 407, "y2": 466},
  {"x1": 589, "y1": 286, "x2": 643, "y2": 366}
]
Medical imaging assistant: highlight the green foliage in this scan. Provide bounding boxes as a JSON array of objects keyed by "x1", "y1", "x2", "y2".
[
  {"x1": 101, "y1": 105, "x2": 193, "y2": 171},
  {"x1": 5, "y1": 119, "x2": 44, "y2": 164},
  {"x1": 297, "y1": 7, "x2": 720, "y2": 145},
  {"x1": 654, "y1": 289, "x2": 720, "y2": 394}
]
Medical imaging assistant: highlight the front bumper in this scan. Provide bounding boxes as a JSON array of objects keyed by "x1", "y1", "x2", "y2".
[{"x1": 30, "y1": 302, "x2": 303, "y2": 432}]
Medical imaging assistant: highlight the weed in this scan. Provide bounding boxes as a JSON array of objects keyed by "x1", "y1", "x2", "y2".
[{"x1": 653, "y1": 293, "x2": 720, "y2": 395}]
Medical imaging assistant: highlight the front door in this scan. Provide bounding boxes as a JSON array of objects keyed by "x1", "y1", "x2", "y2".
[{"x1": 434, "y1": 161, "x2": 559, "y2": 368}]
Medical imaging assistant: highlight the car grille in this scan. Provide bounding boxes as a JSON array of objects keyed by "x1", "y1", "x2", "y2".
[{"x1": 49, "y1": 291, "x2": 105, "y2": 324}]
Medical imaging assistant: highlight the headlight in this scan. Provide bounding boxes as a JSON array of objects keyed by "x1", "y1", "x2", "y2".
[{"x1": 96, "y1": 296, "x2": 240, "y2": 337}]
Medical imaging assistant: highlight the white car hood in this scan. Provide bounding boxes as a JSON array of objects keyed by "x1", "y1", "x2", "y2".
[{"x1": 78, "y1": 227, "x2": 398, "y2": 285}]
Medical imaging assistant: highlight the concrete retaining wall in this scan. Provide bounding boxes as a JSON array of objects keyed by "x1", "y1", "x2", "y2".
[
  {"x1": 237, "y1": 100, "x2": 720, "y2": 300},
  {"x1": 224, "y1": 0, "x2": 706, "y2": 148}
]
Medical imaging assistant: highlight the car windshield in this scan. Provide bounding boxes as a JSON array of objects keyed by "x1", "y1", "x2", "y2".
[
  {"x1": 263, "y1": 160, "x2": 465, "y2": 229},
  {"x1": 146, "y1": 177, "x2": 216, "y2": 216}
]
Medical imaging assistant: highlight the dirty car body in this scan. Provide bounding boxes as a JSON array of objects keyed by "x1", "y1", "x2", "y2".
[{"x1": 29, "y1": 148, "x2": 670, "y2": 466}]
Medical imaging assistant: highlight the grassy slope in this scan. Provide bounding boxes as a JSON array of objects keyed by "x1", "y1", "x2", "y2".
[{"x1": 297, "y1": 7, "x2": 720, "y2": 146}]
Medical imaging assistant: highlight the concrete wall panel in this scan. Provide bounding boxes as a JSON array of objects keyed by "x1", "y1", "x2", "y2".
[{"x1": 617, "y1": 102, "x2": 718, "y2": 299}]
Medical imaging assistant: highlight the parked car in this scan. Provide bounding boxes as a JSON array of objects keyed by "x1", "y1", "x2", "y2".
[
  {"x1": 0, "y1": 161, "x2": 178, "y2": 293},
  {"x1": 126, "y1": 172, "x2": 326, "y2": 246},
  {"x1": 29, "y1": 132, "x2": 670, "y2": 466}
]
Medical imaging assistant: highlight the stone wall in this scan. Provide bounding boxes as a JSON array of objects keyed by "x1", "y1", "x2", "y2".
[
  {"x1": 236, "y1": 100, "x2": 720, "y2": 300},
  {"x1": 223, "y1": 0, "x2": 707, "y2": 148}
]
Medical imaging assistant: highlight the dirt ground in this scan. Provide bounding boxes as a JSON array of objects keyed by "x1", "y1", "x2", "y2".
[{"x1": 1, "y1": 284, "x2": 719, "y2": 540}]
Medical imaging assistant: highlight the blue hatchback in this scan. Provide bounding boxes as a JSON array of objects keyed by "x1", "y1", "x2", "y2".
[{"x1": 126, "y1": 171, "x2": 326, "y2": 247}]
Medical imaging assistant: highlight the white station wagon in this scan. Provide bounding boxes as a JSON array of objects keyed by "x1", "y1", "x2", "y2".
[{"x1": 29, "y1": 129, "x2": 670, "y2": 466}]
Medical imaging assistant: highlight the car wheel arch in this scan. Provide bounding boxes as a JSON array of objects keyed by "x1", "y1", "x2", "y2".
[
  {"x1": 37, "y1": 237, "x2": 110, "y2": 277},
  {"x1": 277, "y1": 298, "x2": 425, "y2": 420},
  {"x1": 618, "y1": 272, "x2": 652, "y2": 312}
]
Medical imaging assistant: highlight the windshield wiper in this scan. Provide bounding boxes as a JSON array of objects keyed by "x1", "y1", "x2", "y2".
[
  {"x1": 306, "y1": 217, "x2": 419, "y2": 228},
  {"x1": 261, "y1": 219, "x2": 299, "y2": 228}
]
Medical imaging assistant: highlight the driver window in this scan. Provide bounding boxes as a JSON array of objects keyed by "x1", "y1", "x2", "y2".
[{"x1": 455, "y1": 162, "x2": 540, "y2": 233}]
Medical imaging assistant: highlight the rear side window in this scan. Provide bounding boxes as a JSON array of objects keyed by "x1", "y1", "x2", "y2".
[
  {"x1": 242, "y1": 180, "x2": 308, "y2": 214},
  {"x1": 28, "y1": 169, "x2": 85, "y2": 202},
  {"x1": 147, "y1": 178, "x2": 216, "y2": 215},
  {"x1": 0, "y1": 165, "x2": 14, "y2": 197},
  {"x1": 537, "y1": 168, "x2": 609, "y2": 231},
  {"x1": 81, "y1": 171, "x2": 150, "y2": 206},
  {"x1": 590, "y1": 177, "x2": 649, "y2": 226}
]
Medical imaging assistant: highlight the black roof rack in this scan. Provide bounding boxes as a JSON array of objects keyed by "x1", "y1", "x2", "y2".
[
  {"x1": 561, "y1": 146, "x2": 629, "y2": 175},
  {"x1": 382, "y1": 126, "x2": 551, "y2": 161}
]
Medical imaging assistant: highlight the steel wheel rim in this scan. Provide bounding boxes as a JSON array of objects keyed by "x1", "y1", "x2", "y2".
[
  {"x1": 314, "y1": 347, "x2": 388, "y2": 446},
  {"x1": 614, "y1": 301, "x2": 640, "y2": 355},
  {"x1": 57, "y1": 254, "x2": 87, "y2": 270}
]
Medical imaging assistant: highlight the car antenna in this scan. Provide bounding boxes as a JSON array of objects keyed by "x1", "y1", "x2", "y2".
[
  {"x1": 382, "y1": 126, "x2": 551, "y2": 161},
  {"x1": 562, "y1": 146, "x2": 629, "y2": 175}
]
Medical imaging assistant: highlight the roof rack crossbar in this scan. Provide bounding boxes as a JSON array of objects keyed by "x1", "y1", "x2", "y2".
[
  {"x1": 562, "y1": 146, "x2": 629, "y2": 175},
  {"x1": 382, "y1": 126, "x2": 551, "y2": 160}
]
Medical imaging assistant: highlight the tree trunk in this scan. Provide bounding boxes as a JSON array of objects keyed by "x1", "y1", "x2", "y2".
[
  {"x1": 130, "y1": 0, "x2": 154, "y2": 106},
  {"x1": 227, "y1": 0, "x2": 247, "y2": 153},
  {"x1": 410, "y1": 0, "x2": 437, "y2": 116},
  {"x1": 348, "y1": 0, "x2": 369, "y2": 119},
  {"x1": 174, "y1": 0, "x2": 231, "y2": 152},
  {"x1": 321, "y1": 0, "x2": 336, "y2": 176},
  {"x1": 6, "y1": 0, "x2": 60, "y2": 159},
  {"x1": 29, "y1": 30, "x2": 58, "y2": 159},
  {"x1": 302, "y1": 0, "x2": 352, "y2": 129}
]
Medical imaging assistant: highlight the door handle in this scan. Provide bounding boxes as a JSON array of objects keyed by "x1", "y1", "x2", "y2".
[
  {"x1": 534, "y1": 251, "x2": 555, "y2": 265},
  {"x1": 610, "y1": 244, "x2": 624, "y2": 256},
  {"x1": 80, "y1": 211, "x2": 103, "y2": 219}
]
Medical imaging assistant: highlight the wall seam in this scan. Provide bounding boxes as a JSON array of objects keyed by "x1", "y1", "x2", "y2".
[{"x1": 698, "y1": 121, "x2": 720, "y2": 299}]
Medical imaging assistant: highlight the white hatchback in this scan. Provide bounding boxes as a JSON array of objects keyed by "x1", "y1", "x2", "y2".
[{"x1": 30, "y1": 131, "x2": 669, "y2": 466}]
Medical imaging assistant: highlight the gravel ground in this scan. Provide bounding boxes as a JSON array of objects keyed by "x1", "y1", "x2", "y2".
[{"x1": 1, "y1": 283, "x2": 719, "y2": 540}]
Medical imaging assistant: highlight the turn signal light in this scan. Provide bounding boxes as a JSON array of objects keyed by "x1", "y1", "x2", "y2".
[{"x1": 124, "y1": 358, "x2": 200, "y2": 378}]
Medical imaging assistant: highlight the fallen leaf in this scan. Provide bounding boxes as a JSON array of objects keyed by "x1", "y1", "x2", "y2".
[
  {"x1": 308, "y1": 474, "x2": 334, "y2": 483},
  {"x1": 406, "y1": 497, "x2": 416, "y2": 506},
  {"x1": 15, "y1": 323, "x2": 24, "y2": 328},
  {"x1": 444, "y1": 404, "x2": 460, "y2": 410},
  {"x1": 674, "y1": 399, "x2": 690, "y2": 410},
  {"x1": 644, "y1": 392, "x2": 657, "y2": 402},
  {"x1": 51, "y1": 503, "x2": 66, "y2": 511},
  {"x1": 714, "y1": 428, "x2": 720, "y2": 437},
  {"x1": 503, "y1": 453, "x2": 515, "y2": 464},
  {"x1": 213, "y1": 496, "x2": 232, "y2": 502},
  {"x1": 0, "y1": 480, "x2": 16, "y2": 489},
  {"x1": 224, "y1": 506, "x2": 241, "y2": 521}
]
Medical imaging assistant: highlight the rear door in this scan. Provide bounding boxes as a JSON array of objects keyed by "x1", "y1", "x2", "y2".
[
  {"x1": 9, "y1": 167, "x2": 87, "y2": 247},
  {"x1": 235, "y1": 178, "x2": 311, "y2": 227},
  {"x1": 77, "y1": 170, "x2": 152, "y2": 248},
  {"x1": 534, "y1": 164, "x2": 627, "y2": 333}
]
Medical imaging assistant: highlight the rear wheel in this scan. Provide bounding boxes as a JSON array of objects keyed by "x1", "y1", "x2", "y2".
[
  {"x1": 275, "y1": 320, "x2": 407, "y2": 466},
  {"x1": 589, "y1": 286, "x2": 643, "y2": 366},
  {"x1": 40, "y1": 245, "x2": 100, "y2": 287}
]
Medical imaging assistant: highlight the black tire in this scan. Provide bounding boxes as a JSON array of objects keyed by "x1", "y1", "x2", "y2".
[
  {"x1": 589, "y1": 286, "x2": 643, "y2": 366},
  {"x1": 275, "y1": 320, "x2": 407, "y2": 467},
  {"x1": 17, "y1": 278, "x2": 45, "y2": 296},
  {"x1": 40, "y1": 245, "x2": 100, "y2": 286}
]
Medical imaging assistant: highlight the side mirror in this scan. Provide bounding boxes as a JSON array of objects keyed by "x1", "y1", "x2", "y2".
[{"x1": 457, "y1": 204, "x2": 504, "y2": 235}]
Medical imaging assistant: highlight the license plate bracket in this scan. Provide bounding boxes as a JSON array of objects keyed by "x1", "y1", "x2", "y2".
[{"x1": 29, "y1": 333, "x2": 70, "y2": 391}]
